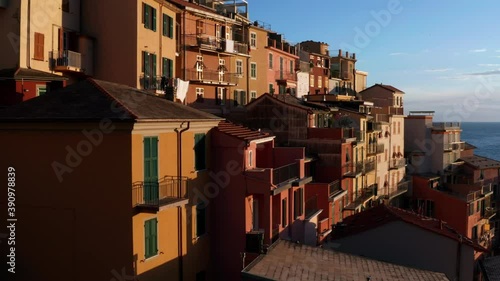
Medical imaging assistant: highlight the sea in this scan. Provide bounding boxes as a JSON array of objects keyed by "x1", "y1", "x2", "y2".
[{"x1": 461, "y1": 122, "x2": 500, "y2": 161}]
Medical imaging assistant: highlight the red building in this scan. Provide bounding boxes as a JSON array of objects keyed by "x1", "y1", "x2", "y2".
[
  {"x1": 209, "y1": 121, "x2": 312, "y2": 280},
  {"x1": 299, "y1": 41, "x2": 330, "y2": 95}
]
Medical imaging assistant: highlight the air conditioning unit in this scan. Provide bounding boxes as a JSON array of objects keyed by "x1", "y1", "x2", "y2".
[{"x1": 245, "y1": 231, "x2": 264, "y2": 253}]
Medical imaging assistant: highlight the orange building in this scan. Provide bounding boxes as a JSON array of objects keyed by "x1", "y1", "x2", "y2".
[{"x1": 0, "y1": 78, "x2": 221, "y2": 281}]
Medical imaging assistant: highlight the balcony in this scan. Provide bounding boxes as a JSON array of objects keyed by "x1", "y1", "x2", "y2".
[
  {"x1": 183, "y1": 68, "x2": 239, "y2": 85},
  {"x1": 234, "y1": 41, "x2": 249, "y2": 55},
  {"x1": 275, "y1": 70, "x2": 296, "y2": 81},
  {"x1": 330, "y1": 70, "x2": 352, "y2": 80},
  {"x1": 389, "y1": 158, "x2": 407, "y2": 170},
  {"x1": 49, "y1": 50, "x2": 82, "y2": 72},
  {"x1": 367, "y1": 122, "x2": 382, "y2": 131},
  {"x1": 364, "y1": 159, "x2": 376, "y2": 174},
  {"x1": 483, "y1": 207, "x2": 497, "y2": 219},
  {"x1": 433, "y1": 122, "x2": 461, "y2": 130},
  {"x1": 328, "y1": 180, "x2": 342, "y2": 198},
  {"x1": 343, "y1": 162, "x2": 363, "y2": 178},
  {"x1": 272, "y1": 162, "x2": 299, "y2": 186},
  {"x1": 345, "y1": 185, "x2": 377, "y2": 210},
  {"x1": 367, "y1": 144, "x2": 384, "y2": 156},
  {"x1": 443, "y1": 142, "x2": 465, "y2": 152},
  {"x1": 139, "y1": 75, "x2": 175, "y2": 92},
  {"x1": 356, "y1": 130, "x2": 365, "y2": 142},
  {"x1": 132, "y1": 176, "x2": 188, "y2": 212},
  {"x1": 185, "y1": 34, "x2": 222, "y2": 51},
  {"x1": 385, "y1": 181, "x2": 409, "y2": 200},
  {"x1": 388, "y1": 106, "x2": 404, "y2": 115},
  {"x1": 305, "y1": 194, "x2": 319, "y2": 218}
]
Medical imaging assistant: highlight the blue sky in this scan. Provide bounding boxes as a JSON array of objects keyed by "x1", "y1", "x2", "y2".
[{"x1": 249, "y1": 0, "x2": 500, "y2": 122}]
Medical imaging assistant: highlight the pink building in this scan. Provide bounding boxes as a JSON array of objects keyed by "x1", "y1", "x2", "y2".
[
  {"x1": 209, "y1": 121, "x2": 312, "y2": 280},
  {"x1": 266, "y1": 33, "x2": 298, "y2": 95}
]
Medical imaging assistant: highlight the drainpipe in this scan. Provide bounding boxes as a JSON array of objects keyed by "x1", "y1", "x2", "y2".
[
  {"x1": 26, "y1": 0, "x2": 31, "y2": 68},
  {"x1": 174, "y1": 121, "x2": 190, "y2": 281},
  {"x1": 182, "y1": 11, "x2": 186, "y2": 81}
]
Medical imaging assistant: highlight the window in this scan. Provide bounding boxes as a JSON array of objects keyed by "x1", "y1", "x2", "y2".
[
  {"x1": 250, "y1": 32, "x2": 257, "y2": 48},
  {"x1": 196, "y1": 88, "x2": 204, "y2": 98},
  {"x1": 196, "y1": 203, "x2": 206, "y2": 236},
  {"x1": 477, "y1": 200, "x2": 482, "y2": 213},
  {"x1": 162, "y1": 14, "x2": 174, "y2": 38},
  {"x1": 142, "y1": 51, "x2": 157, "y2": 77},
  {"x1": 218, "y1": 59, "x2": 225, "y2": 82},
  {"x1": 194, "y1": 133, "x2": 206, "y2": 170},
  {"x1": 472, "y1": 225, "x2": 478, "y2": 239},
  {"x1": 318, "y1": 75, "x2": 322, "y2": 88},
  {"x1": 269, "y1": 84, "x2": 274, "y2": 94},
  {"x1": 144, "y1": 218, "x2": 158, "y2": 258},
  {"x1": 144, "y1": 137, "x2": 159, "y2": 203},
  {"x1": 268, "y1": 53, "x2": 273, "y2": 69},
  {"x1": 248, "y1": 150, "x2": 253, "y2": 167},
  {"x1": 34, "y1": 32, "x2": 44, "y2": 60},
  {"x1": 469, "y1": 203, "x2": 475, "y2": 216},
  {"x1": 397, "y1": 122, "x2": 401, "y2": 134},
  {"x1": 282, "y1": 198, "x2": 287, "y2": 227},
  {"x1": 196, "y1": 20, "x2": 204, "y2": 35},
  {"x1": 310, "y1": 74, "x2": 315, "y2": 88},
  {"x1": 196, "y1": 55, "x2": 203, "y2": 80},
  {"x1": 36, "y1": 85, "x2": 47, "y2": 96},
  {"x1": 425, "y1": 200, "x2": 435, "y2": 217},
  {"x1": 162, "y1": 58, "x2": 173, "y2": 78},
  {"x1": 294, "y1": 188, "x2": 304, "y2": 218},
  {"x1": 216, "y1": 87, "x2": 226, "y2": 105},
  {"x1": 233, "y1": 90, "x2": 246, "y2": 106},
  {"x1": 236, "y1": 60, "x2": 243, "y2": 76},
  {"x1": 290, "y1": 60, "x2": 294, "y2": 74},
  {"x1": 142, "y1": 3, "x2": 157, "y2": 31},
  {"x1": 250, "y1": 62, "x2": 257, "y2": 79},
  {"x1": 250, "y1": 91, "x2": 257, "y2": 100}
]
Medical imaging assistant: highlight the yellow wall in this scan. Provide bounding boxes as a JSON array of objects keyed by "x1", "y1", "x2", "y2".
[
  {"x1": 131, "y1": 121, "x2": 217, "y2": 280},
  {"x1": 248, "y1": 26, "x2": 271, "y2": 98}
]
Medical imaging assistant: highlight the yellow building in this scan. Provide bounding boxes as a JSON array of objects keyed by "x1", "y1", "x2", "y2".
[
  {"x1": 81, "y1": 0, "x2": 179, "y2": 96},
  {"x1": 0, "y1": 78, "x2": 221, "y2": 281}
]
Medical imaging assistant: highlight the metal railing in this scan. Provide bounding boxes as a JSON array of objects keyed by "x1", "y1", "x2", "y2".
[
  {"x1": 386, "y1": 181, "x2": 409, "y2": 199},
  {"x1": 132, "y1": 176, "x2": 188, "y2": 207},
  {"x1": 342, "y1": 162, "x2": 363, "y2": 177},
  {"x1": 443, "y1": 142, "x2": 465, "y2": 151},
  {"x1": 305, "y1": 195, "x2": 318, "y2": 217},
  {"x1": 356, "y1": 130, "x2": 365, "y2": 142},
  {"x1": 183, "y1": 68, "x2": 239, "y2": 85},
  {"x1": 367, "y1": 122, "x2": 382, "y2": 131},
  {"x1": 389, "y1": 158, "x2": 407, "y2": 169},
  {"x1": 433, "y1": 122, "x2": 461, "y2": 130},
  {"x1": 139, "y1": 75, "x2": 175, "y2": 91},
  {"x1": 272, "y1": 162, "x2": 299, "y2": 185},
  {"x1": 274, "y1": 70, "x2": 296, "y2": 81},
  {"x1": 364, "y1": 160, "x2": 376, "y2": 173},
  {"x1": 368, "y1": 144, "x2": 384, "y2": 155},
  {"x1": 185, "y1": 34, "x2": 222, "y2": 50},
  {"x1": 328, "y1": 180, "x2": 341, "y2": 197},
  {"x1": 49, "y1": 50, "x2": 82, "y2": 70},
  {"x1": 483, "y1": 207, "x2": 497, "y2": 219},
  {"x1": 234, "y1": 42, "x2": 249, "y2": 55}
]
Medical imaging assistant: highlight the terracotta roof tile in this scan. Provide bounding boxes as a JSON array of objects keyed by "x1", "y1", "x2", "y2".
[
  {"x1": 332, "y1": 204, "x2": 487, "y2": 252},
  {"x1": 460, "y1": 154, "x2": 500, "y2": 169},
  {"x1": 242, "y1": 240, "x2": 449, "y2": 281}
]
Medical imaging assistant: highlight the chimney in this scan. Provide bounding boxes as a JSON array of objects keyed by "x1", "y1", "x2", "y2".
[
  {"x1": 338, "y1": 49, "x2": 342, "y2": 56},
  {"x1": 353, "y1": 53, "x2": 356, "y2": 59},
  {"x1": 346, "y1": 51, "x2": 349, "y2": 58}
]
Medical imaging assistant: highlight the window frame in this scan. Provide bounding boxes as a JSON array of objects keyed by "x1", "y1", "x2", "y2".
[
  {"x1": 144, "y1": 218, "x2": 158, "y2": 259},
  {"x1": 250, "y1": 62, "x2": 257, "y2": 79},
  {"x1": 194, "y1": 133, "x2": 206, "y2": 171}
]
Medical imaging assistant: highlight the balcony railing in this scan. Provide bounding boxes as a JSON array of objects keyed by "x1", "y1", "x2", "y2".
[
  {"x1": 139, "y1": 75, "x2": 175, "y2": 91},
  {"x1": 385, "y1": 181, "x2": 409, "y2": 199},
  {"x1": 272, "y1": 162, "x2": 299, "y2": 185},
  {"x1": 388, "y1": 106, "x2": 404, "y2": 115},
  {"x1": 183, "y1": 68, "x2": 239, "y2": 85},
  {"x1": 342, "y1": 162, "x2": 363, "y2": 177},
  {"x1": 49, "y1": 50, "x2": 82, "y2": 72},
  {"x1": 389, "y1": 158, "x2": 407, "y2": 169},
  {"x1": 367, "y1": 144, "x2": 384, "y2": 155},
  {"x1": 364, "y1": 160, "x2": 376, "y2": 173},
  {"x1": 367, "y1": 122, "x2": 382, "y2": 131},
  {"x1": 234, "y1": 41, "x2": 249, "y2": 55},
  {"x1": 465, "y1": 184, "x2": 493, "y2": 202},
  {"x1": 185, "y1": 34, "x2": 222, "y2": 50},
  {"x1": 483, "y1": 207, "x2": 497, "y2": 219},
  {"x1": 328, "y1": 180, "x2": 341, "y2": 197},
  {"x1": 275, "y1": 70, "x2": 296, "y2": 81},
  {"x1": 132, "y1": 176, "x2": 188, "y2": 209},
  {"x1": 356, "y1": 130, "x2": 365, "y2": 142},
  {"x1": 443, "y1": 142, "x2": 465, "y2": 151},
  {"x1": 305, "y1": 194, "x2": 319, "y2": 218},
  {"x1": 433, "y1": 122, "x2": 461, "y2": 130}
]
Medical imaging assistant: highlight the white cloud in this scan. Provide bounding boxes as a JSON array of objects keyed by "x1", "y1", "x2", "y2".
[
  {"x1": 478, "y1": 64, "x2": 500, "y2": 67},
  {"x1": 425, "y1": 68, "x2": 453, "y2": 73},
  {"x1": 469, "y1": 49, "x2": 487, "y2": 53}
]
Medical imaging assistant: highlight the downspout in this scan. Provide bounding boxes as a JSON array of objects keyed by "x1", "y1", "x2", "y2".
[
  {"x1": 182, "y1": 11, "x2": 186, "y2": 81},
  {"x1": 26, "y1": 0, "x2": 31, "y2": 68},
  {"x1": 174, "y1": 121, "x2": 190, "y2": 281}
]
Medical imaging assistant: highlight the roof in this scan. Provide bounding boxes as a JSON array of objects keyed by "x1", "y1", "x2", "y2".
[
  {"x1": 242, "y1": 240, "x2": 449, "y2": 281},
  {"x1": 217, "y1": 120, "x2": 271, "y2": 141},
  {"x1": 0, "y1": 67, "x2": 67, "y2": 81},
  {"x1": 0, "y1": 78, "x2": 222, "y2": 122},
  {"x1": 361, "y1": 83, "x2": 405, "y2": 94},
  {"x1": 246, "y1": 93, "x2": 329, "y2": 113},
  {"x1": 167, "y1": 0, "x2": 217, "y2": 13},
  {"x1": 464, "y1": 142, "x2": 477, "y2": 150},
  {"x1": 332, "y1": 204, "x2": 487, "y2": 252},
  {"x1": 481, "y1": 255, "x2": 500, "y2": 281},
  {"x1": 460, "y1": 155, "x2": 500, "y2": 170}
]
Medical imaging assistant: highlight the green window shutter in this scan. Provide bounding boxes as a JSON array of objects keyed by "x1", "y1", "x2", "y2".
[
  {"x1": 152, "y1": 8, "x2": 157, "y2": 31},
  {"x1": 194, "y1": 133, "x2": 206, "y2": 170},
  {"x1": 162, "y1": 57, "x2": 167, "y2": 77},
  {"x1": 169, "y1": 59, "x2": 173, "y2": 79},
  {"x1": 152, "y1": 54, "x2": 157, "y2": 78},
  {"x1": 144, "y1": 137, "x2": 158, "y2": 203},
  {"x1": 169, "y1": 16, "x2": 174, "y2": 38},
  {"x1": 145, "y1": 218, "x2": 158, "y2": 258},
  {"x1": 144, "y1": 52, "x2": 150, "y2": 76},
  {"x1": 162, "y1": 14, "x2": 167, "y2": 36},
  {"x1": 142, "y1": 3, "x2": 146, "y2": 24},
  {"x1": 144, "y1": 5, "x2": 150, "y2": 28}
]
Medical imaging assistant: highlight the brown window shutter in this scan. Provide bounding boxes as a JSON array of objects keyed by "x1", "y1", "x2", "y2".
[{"x1": 34, "y1": 32, "x2": 44, "y2": 60}]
